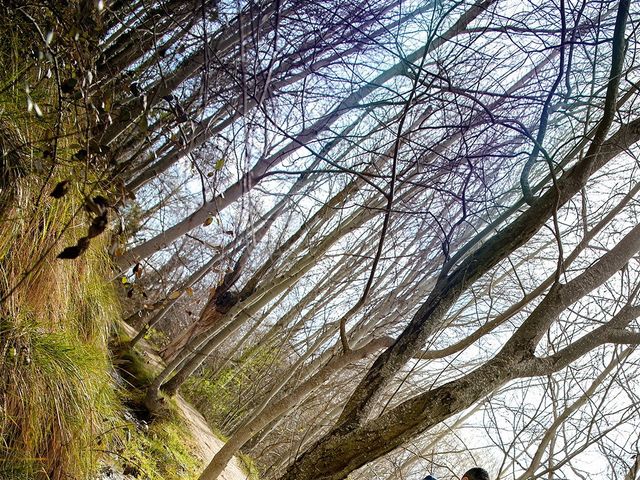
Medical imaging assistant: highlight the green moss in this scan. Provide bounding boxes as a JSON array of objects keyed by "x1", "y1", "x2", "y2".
[
  {"x1": 113, "y1": 345, "x2": 157, "y2": 389},
  {"x1": 115, "y1": 403, "x2": 202, "y2": 480},
  {"x1": 107, "y1": 330, "x2": 203, "y2": 480}
]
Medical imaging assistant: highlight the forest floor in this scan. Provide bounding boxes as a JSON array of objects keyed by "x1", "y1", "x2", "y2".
[{"x1": 119, "y1": 322, "x2": 249, "y2": 480}]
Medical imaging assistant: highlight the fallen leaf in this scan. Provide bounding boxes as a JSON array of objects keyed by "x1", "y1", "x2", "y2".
[
  {"x1": 87, "y1": 212, "x2": 108, "y2": 238},
  {"x1": 57, "y1": 237, "x2": 90, "y2": 259},
  {"x1": 60, "y1": 78, "x2": 77, "y2": 94},
  {"x1": 50, "y1": 180, "x2": 70, "y2": 199}
]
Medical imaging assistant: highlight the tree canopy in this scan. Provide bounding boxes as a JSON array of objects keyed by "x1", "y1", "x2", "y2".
[{"x1": 2, "y1": 0, "x2": 640, "y2": 479}]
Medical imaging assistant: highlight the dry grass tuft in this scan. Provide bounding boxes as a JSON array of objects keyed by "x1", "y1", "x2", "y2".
[
  {"x1": 0, "y1": 176, "x2": 120, "y2": 479},
  {"x1": 0, "y1": 8, "x2": 121, "y2": 477}
]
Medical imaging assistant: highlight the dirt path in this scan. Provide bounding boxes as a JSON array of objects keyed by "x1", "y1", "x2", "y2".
[
  {"x1": 174, "y1": 396, "x2": 248, "y2": 480},
  {"x1": 121, "y1": 323, "x2": 248, "y2": 480}
]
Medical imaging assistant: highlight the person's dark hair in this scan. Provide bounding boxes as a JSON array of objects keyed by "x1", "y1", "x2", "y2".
[{"x1": 462, "y1": 467, "x2": 490, "y2": 480}]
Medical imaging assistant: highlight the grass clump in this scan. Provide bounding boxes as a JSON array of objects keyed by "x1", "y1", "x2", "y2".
[
  {"x1": 0, "y1": 7, "x2": 123, "y2": 478},
  {"x1": 144, "y1": 326, "x2": 170, "y2": 349},
  {"x1": 0, "y1": 146, "x2": 121, "y2": 480},
  {"x1": 0, "y1": 280, "x2": 119, "y2": 479}
]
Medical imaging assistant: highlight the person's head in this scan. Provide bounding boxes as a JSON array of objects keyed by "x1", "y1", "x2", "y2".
[{"x1": 461, "y1": 467, "x2": 489, "y2": 480}]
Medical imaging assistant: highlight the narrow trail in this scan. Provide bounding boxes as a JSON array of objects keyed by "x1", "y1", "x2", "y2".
[
  {"x1": 174, "y1": 395, "x2": 248, "y2": 480},
  {"x1": 121, "y1": 323, "x2": 248, "y2": 480}
]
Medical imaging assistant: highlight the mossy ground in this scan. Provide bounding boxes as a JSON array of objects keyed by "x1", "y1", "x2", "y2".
[
  {"x1": 110, "y1": 326, "x2": 203, "y2": 479},
  {"x1": 113, "y1": 409, "x2": 202, "y2": 480},
  {"x1": 109, "y1": 335, "x2": 203, "y2": 480}
]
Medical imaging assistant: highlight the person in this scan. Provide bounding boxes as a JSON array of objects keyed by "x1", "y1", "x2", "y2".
[
  {"x1": 423, "y1": 467, "x2": 490, "y2": 480},
  {"x1": 461, "y1": 467, "x2": 490, "y2": 480}
]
